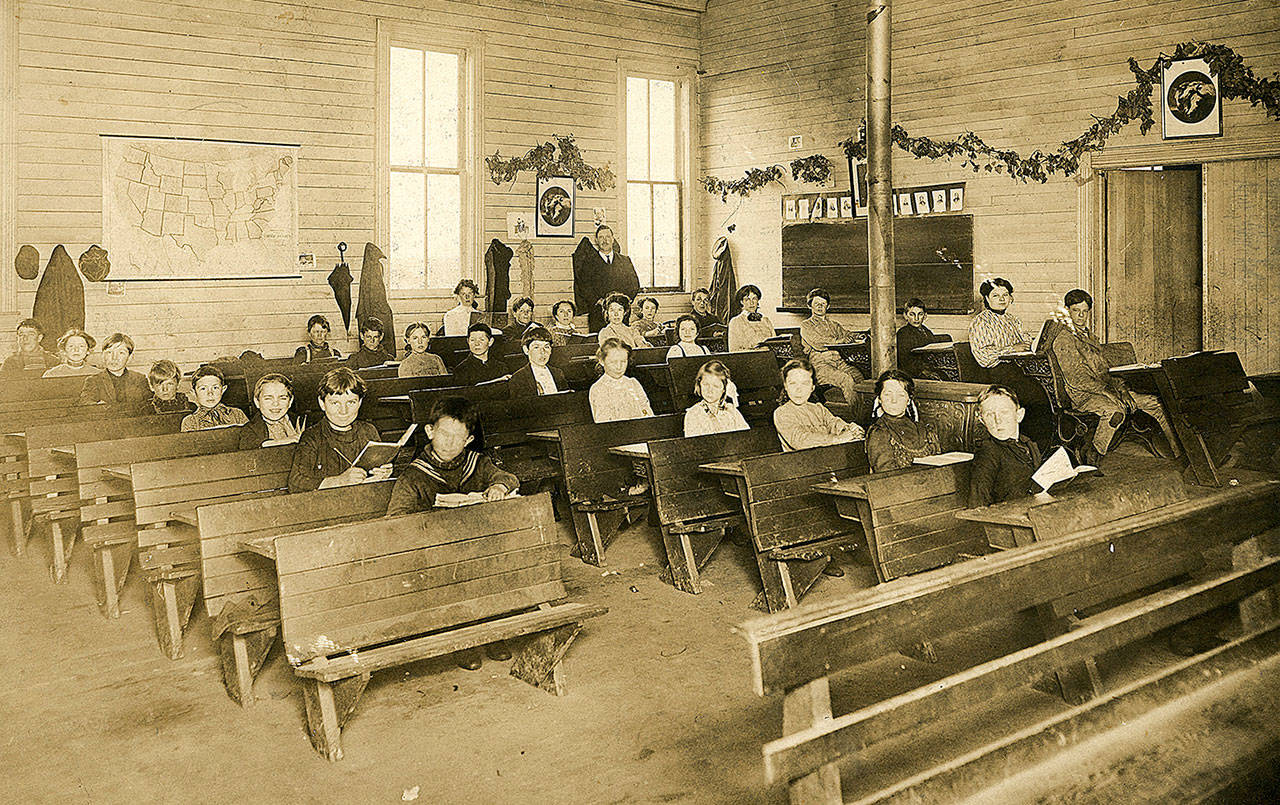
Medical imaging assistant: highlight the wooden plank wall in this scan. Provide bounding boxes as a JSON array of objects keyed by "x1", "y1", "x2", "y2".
[
  {"x1": 696, "y1": 0, "x2": 1280, "y2": 339},
  {"x1": 1204, "y1": 157, "x2": 1279, "y2": 374},
  {"x1": 11, "y1": 0, "x2": 699, "y2": 367}
]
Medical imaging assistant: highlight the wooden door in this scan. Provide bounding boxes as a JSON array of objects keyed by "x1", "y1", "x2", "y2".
[
  {"x1": 1104, "y1": 166, "x2": 1202, "y2": 360},
  {"x1": 1204, "y1": 158, "x2": 1280, "y2": 374}
]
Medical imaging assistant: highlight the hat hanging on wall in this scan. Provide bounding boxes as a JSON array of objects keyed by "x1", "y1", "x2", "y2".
[
  {"x1": 15, "y1": 245, "x2": 39, "y2": 280},
  {"x1": 78, "y1": 245, "x2": 111, "y2": 282}
]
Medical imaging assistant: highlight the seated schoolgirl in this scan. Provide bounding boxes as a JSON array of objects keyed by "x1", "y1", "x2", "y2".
[
  {"x1": 683, "y1": 360, "x2": 749, "y2": 437},
  {"x1": 509, "y1": 296, "x2": 537, "y2": 335},
  {"x1": 287, "y1": 368, "x2": 392, "y2": 492},
  {"x1": 633, "y1": 296, "x2": 662, "y2": 340},
  {"x1": 589, "y1": 338, "x2": 654, "y2": 423},
  {"x1": 294, "y1": 315, "x2": 342, "y2": 363},
  {"x1": 509, "y1": 327, "x2": 565, "y2": 398},
  {"x1": 442, "y1": 279, "x2": 482, "y2": 336},
  {"x1": 239, "y1": 372, "x2": 303, "y2": 448},
  {"x1": 181, "y1": 365, "x2": 249, "y2": 431},
  {"x1": 76, "y1": 333, "x2": 150, "y2": 413},
  {"x1": 864, "y1": 369, "x2": 941, "y2": 472},
  {"x1": 596, "y1": 293, "x2": 651, "y2": 349},
  {"x1": 549, "y1": 300, "x2": 580, "y2": 344},
  {"x1": 397, "y1": 322, "x2": 449, "y2": 378},
  {"x1": 969, "y1": 384, "x2": 1042, "y2": 507},
  {"x1": 348, "y1": 317, "x2": 391, "y2": 369},
  {"x1": 146, "y1": 359, "x2": 193, "y2": 414},
  {"x1": 43, "y1": 329, "x2": 98, "y2": 377},
  {"x1": 772, "y1": 358, "x2": 865, "y2": 451},
  {"x1": 727, "y1": 285, "x2": 776, "y2": 351},
  {"x1": 666, "y1": 314, "x2": 709, "y2": 361}
]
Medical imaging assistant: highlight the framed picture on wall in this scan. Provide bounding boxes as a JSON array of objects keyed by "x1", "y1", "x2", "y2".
[
  {"x1": 535, "y1": 176, "x2": 575, "y2": 237},
  {"x1": 1161, "y1": 58, "x2": 1221, "y2": 139}
]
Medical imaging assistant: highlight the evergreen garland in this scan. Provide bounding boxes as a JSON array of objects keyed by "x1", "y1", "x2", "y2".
[
  {"x1": 486, "y1": 134, "x2": 616, "y2": 191},
  {"x1": 702, "y1": 41, "x2": 1280, "y2": 200}
]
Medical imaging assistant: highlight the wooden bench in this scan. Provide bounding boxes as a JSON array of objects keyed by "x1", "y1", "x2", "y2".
[
  {"x1": 556, "y1": 414, "x2": 683, "y2": 566},
  {"x1": 132, "y1": 444, "x2": 296, "y2": 658},
  {"x1": 195, "y1": 480, "x2": 396, "y2": 706},
  {"x1": 256, "y1": 492, "x2": 605, "y2": 760},
  {"x1": 850, "y1": 378, "x2": 988, "y2": 451},
  {"x1": 667, "y1": 350, "x2": 782, "y2": 423},
  {"x1": 813, "y1": 459, "x2": 988, "y2": 583},
  {"x1": 647, "y1": 427, "x2": 780, "y2": 594},
  {"x1": 734, "y1": 443, "x2": 870, "y2": 612},
  {"x1": 76, "y1": 428, "x2": 246, "y2": 618},
  {"x1": 469, "y1": 392, "x2": 592, "y2": 492},
  {"x1": 26, "y1": 414, "x2": 184, "y2": 582},
  {"x1": 739, "y1": 478, "x2": 1280, "y2": 804}
]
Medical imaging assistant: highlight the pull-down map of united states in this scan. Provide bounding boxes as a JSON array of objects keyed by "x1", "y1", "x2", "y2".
[{"x1": 102, "y1": 137, "x2": 299, "y2": 280}]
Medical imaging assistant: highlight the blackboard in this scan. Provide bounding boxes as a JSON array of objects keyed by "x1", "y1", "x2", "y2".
[{"x1": 780, "y1": 215, "x2": 974, "y2": 314}]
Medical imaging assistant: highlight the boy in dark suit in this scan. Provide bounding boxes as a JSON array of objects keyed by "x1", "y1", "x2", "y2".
[
  {"x1": 508, "y1": 327, "x2": 565, "y2": 398},
  {"x1": 76, "y1": 332, "x2": 150, "y2": 413},
  {"x1": 452, "y1": 322, "x2": 510, "y2": 386},
  {"x1": 970, "y1": 385, "x2": 1042, "y2": 507}
]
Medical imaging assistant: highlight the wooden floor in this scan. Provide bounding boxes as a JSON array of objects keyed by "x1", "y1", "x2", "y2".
[{"x1": 2, "y1": 451, "x2": 1277, "y2": 803}]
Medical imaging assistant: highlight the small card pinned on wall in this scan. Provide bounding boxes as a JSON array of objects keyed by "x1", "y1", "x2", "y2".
[
  {"x1": 897, "y1": 192, "x2": 914, "y2": 215},
  {"x1": 913, "y1": 191, "x2": 930, "y2": 214},
  {"x1": 840, "y1": 196, "x2": 853, "y2": 217},
  {"x1": 107, "y1": 281, "x2": 125, "y2": 296},
  {"x1": 798, "y1": 198, "x2": 810, "y2": 219},
  {"x1": 932, "y1": 189, "x2": 947, "y2": 211},
  {"x1": 298, "y1": 253, "x2": 315, "y2": 270},
  {"x1": 825, "y1": 197, "x2": 839, "y2": 217},
  {"x1": 784, "y1": 198, "x2": 797, "y2": 220},
  {"x1": 950, "y1": 187, "x2": 964, "y2": 211}
]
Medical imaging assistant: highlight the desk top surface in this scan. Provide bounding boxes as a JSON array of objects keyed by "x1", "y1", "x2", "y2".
[
  {"x1": 527, "y1": 430, "x2": 561, "y2": 442},
  {"x1": 608, "y1": 442, "x2": 650, "y2": 458}
]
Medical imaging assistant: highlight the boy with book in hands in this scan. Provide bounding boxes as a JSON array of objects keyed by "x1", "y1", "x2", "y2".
[
  {"x1": 970, "y1": 385, "x2": 1042, "y2": 507},
  {"x1": 287, "y1": 367, "x2": 392, "y2": 492},
  {"x1": 387, "y1": 396, "x2": 519, "y2": 670}
]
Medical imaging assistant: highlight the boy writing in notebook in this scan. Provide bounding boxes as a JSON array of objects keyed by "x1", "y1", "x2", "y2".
[{"x1": 287, "y1": 367, "x2": 392, "y2": 492}]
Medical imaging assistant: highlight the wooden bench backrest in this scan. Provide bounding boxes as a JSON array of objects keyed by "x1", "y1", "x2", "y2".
[
  {"x1": 472, "y1": 391, "x2": 592, "y2": 451},
  {"x1": 1161, "y1": 351, "x2": 1258, "y2": 434},
  {"x1": 667, "y1": 351, "x2": 782, "y2": 420},
  {"x1": 0, "y1": 375, "x2": 87, "y2": 418},
  {"x1": 131, "y1": 445, "x2": 296, "y2": 570},
  {"x1": 275, "y1": 492, "x2": 561, "y2": 664},
  {"x1": 738, "y1": 442, "x2": 869, "y2": 552},
  {"x1": 77, "y1": 428, "x2": 245, "y2": 549},
  {"x1": 951, "y1": 341, "x2": 990, "y2": 383},
  {"x1": 27, "y1": 414, "x2": 185, "y2": 519},
  {"x1": 649, "y1": 427, "x2": 780, "y2": 528},
  {"x1": 406, "y1": 380, "x2": 513, "y2": 425},
  {"x1": 197, "y1": 479, "x2": 395, "y2": 621},
  {"x1": 1026, "y1": 467, "x2": 1187, "y2": 542},
  {"x1": 857, "y1": 461, "x2": 984, "y2": 581},
  {"x1": 557, "y1": 414, "x2": 683, "y2": 503}
]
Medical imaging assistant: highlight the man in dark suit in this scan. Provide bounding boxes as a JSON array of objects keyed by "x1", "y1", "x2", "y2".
[
  {"x1": 508, "y1": 327, "x2": 567, "y2": 398},
  {"x1": 573, "y1": 224, "x2": 640, "y2": 333}
]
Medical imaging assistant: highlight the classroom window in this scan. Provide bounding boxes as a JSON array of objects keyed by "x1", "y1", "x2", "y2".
[
  {"x1": 378, "y1": 23, "x2": 479, "y2": 295},
  {"x1": 626, "y1": 76, "x2": 685, "y2": 290}
]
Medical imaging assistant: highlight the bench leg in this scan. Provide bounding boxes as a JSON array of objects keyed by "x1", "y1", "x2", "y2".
[
  {"x1": 92, "y1": 541, "x2": 133, "y2": 619},
  {"x1": 218, "y1": 626, "x2": 278, "y2": 708},
  {"x1": 510, "y1": 621, "x2": 584, "y2": 696},
  {"x1": 49, "y1": 518, "x2": 76, "y2": 584},
  {"x1": 150, "y1": 574, "x2": 200, "y2": 660},
  {"x1": 571, "y1": 509, "x2": 624, "y2": 567},
  {"x1": 1234, "y1": 537, "x2": 1278, "y2": 631},
  {"x1": 9, "y1": 497, "x2": 24, "y2": 556},
  {"x1": 660, "y1": 525, "x2": 725, "y2": 595},
  {"x1": 754, "y1": 554, "x2": 829, "y2": 613},
  {"x1": 782, "y1": 678, "x2": 842, "y2": 804},
  {"x1": 1038, "y1": 609, "x2": 1100, "y2": 705},
  {"x1": 302, "y1": 674, "x2": 369, "y2": 762}
]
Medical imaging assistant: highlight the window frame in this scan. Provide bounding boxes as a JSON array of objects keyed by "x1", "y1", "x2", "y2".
[
  {"x1": 617, "y1": 61, "x2": 697, "y2": 294},
  {"x1": 376, "y1": 20, "x2": 484, "y2": 299}
]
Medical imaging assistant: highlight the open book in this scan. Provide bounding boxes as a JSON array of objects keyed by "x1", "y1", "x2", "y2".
[
  {"x1": 350, "y1": 424, "x2": 417, "y2": 471},
  {"x1": 912, "y1": 451, "x2": 973, "y2": 466},
  {"x1": 1032, "y1": 446, "x2": 1097, "y2": 493},
  {"x1": 434, "y1": 489, "x2": 521, "y2": 508}
]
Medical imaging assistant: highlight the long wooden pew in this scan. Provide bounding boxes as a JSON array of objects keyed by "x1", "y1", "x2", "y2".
[
  {"x1": 246, "y1": 492, "x2": 605, "y2": 760},
  {"x1": 132, "y1": 444, "x2": 296, "y2": 658},
  {"x1": 667, "y1": 350, "x2": 782, "y2": 424},
  {"x1": 25, "y1": 414, "x2": 185, "y2": 582},
  {"x1": 196, "y1": 480, "x2": 396, "y2": 706},
  {"x1": 76, "y1": 428, "x2": 244, "y2": 618},
  {"x1": 738, "y1": 479, "x2": 1280, "y2": 804}
]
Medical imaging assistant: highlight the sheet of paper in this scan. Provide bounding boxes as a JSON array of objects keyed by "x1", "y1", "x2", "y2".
[{"x1": 912, "y1": 451, "x2": 973, "y2": 466}]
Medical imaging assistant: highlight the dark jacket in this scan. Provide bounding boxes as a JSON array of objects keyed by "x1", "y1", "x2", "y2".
[
  {"x1": 508, "y1": 363, "x2": 566, "y2": 398},
  {"x1": 348, "y1": 346, "x2": 390, "y2": 370},
  {"x1": 387, "y1": 449, "x2": 520, "y2": 516},
  {"x1": 76, "y1": 369, "x2": 151, "y2": 414},
  {"x1": 287, "y1": 420, "x2": 380, "y2": 493},
  {"x1": 452, "y1": 353, "x2": 509, "y2": 386},
  {"x1": 897, "y1": 324, "x2": 945, "y2": 378},
  {"x1": 484, "y1": 239, "x2": 513, "y2": 315},
  {"x1": 572, "y1": 237, "x2": 640, "y2": 332},
  {"x1": 969, "y1": 434, "x2": 1042, "y2": 507}
]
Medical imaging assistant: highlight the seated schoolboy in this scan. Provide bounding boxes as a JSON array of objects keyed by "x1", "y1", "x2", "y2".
[
  {"x1": 589, "y1": 338, "x2": 654, "y2": 423},
  {"x1": 633, "y1": 296, "x2": 662, "y2": 340},
  {"x1": 548, "y1": 300, "x2": 580, "y2": 344},
  {"x1": 509, "y1": 296, "x2": 537, "y2": 335},
  {"x1": 239, "y1": 372, "x2": 302, "y2": 448},
  {"x1": 76, "y1": 333, "x2": 151, "y2": 413},
  {"x1": 442, "y1": 279, "x2": 482, "y2": 336},
  {"x1": 865, "y1": 369, "x2": 941, "y2": 472},
  {"x1": 452, "y1": 322, "x2": 510, "y2": 386},
  {"x1": 348, "y1": 317, "x2": 391, "y2": 369},
  {"x1": 146, "y1": 359, "x2": 193, "y2": 414},
  {"x1": 772, "y1": 358, "x2": 864, "y2": 451},
  {"x1": 287, "y1": 367, "x2": 392, "y2": 492},
  {"x1": 799, "y1": 287, "x2": 865, "y2": 404},
  {"x1": 666, "y1": 314, "x2": 709, "y2": 361},
  {"x1": 508, "y1": 327, "x2": 565, "y2": 398},
  {"x1": 690, "y1": 287, "x2": 722, "y2": 331},
  {"x1": 3, "y1": 318, "x2": 58, "y2": 373},
  {"x1": 397, "y1": 322, "x2": 449, "y2": 378},
  {"x1": 596, "y1": 293, "x2": 651, "y2": 348},
  {"x1": 683, "y1": 360, "x2": 749, "y2": 437},
  {"x1": 181, "y1": 365, "x2": 249, "y2": 431},
  {"x1": 969, "y1": 384, "x2": 1043, "y2": 507},
  {"x1": 43, "y1": 329, "x2": 98, "y2": 377},
  {"x1": 386, "y1": 395, "x2": 519, "y2": 671},
  {"x1": 896, "y1": 298, "x2": 947, "y2": 380},
  {"x1": 294, "y1": 315, "x2": 342, "y2": 363}
]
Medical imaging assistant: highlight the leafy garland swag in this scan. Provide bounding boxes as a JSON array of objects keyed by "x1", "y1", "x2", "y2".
[
  {"x1": 701, "y1": 42, "x2": 1280, "y2": 201},
  {"x1": 485, "y1": 134, "x2": 616, "y2": 191}
]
